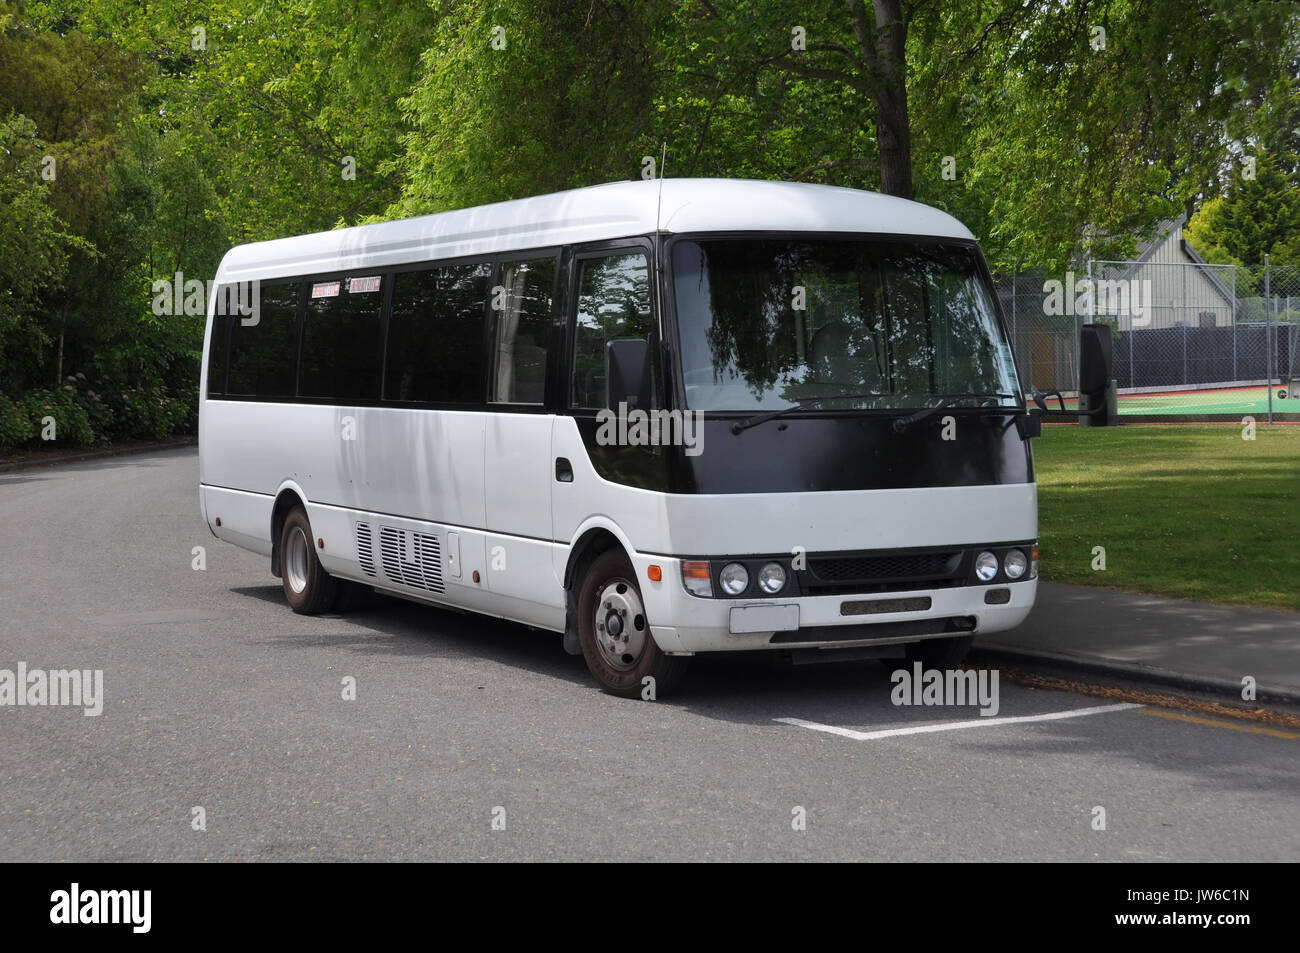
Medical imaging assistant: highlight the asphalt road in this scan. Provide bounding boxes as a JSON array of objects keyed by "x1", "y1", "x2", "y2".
[{"x1": 1, "y1": 448, "x2": 1297, "y2": 862}]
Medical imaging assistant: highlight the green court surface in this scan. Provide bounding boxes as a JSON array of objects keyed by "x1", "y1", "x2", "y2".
[{"x1": 1057, "y1": 385, "x2": 1292, "y2": 416}]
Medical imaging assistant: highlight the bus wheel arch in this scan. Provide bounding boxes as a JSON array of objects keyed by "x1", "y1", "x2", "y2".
[
  {"x1": 270, "y1": 488, "x2": 307, "y2": 578},
  {"x1": 562, "y1": 528, "x2": 622, "y2": 656}
]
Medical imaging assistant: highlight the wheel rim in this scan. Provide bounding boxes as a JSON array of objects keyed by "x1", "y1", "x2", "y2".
[
  {"x1": 285, "y1": 526, "x2": 310, "y2": 594},
  {"x1": 593, "y1": 578, "x2": 648, "y2": 671}
]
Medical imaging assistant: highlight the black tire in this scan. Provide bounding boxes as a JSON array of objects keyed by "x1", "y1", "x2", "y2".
[
  {"x1": 904, "y1": 636, "x2": 973, "y2": 670},
  {"x1": 280, "y1": 507, "x2": 338, "y2": 614},
  {"x1": 332, "y1": 580, "x2": 374, "y2": 613},
  {"x1": 576, "y1": 549, "x2": 689, "y2": 698}
]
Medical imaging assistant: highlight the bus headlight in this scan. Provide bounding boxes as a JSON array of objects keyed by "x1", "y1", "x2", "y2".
[
  {"x1": 758, "y1": 562, "x2": 786, "y2": 593},
  {"x1": 719, "y1": 562, "x2": 749, "y2": 595},
  {"x1": 1004, "y1": 549, "x2": 1028, "y2": 580},
  {"x1": 974, "y1": 551, "x2": 999, "y2": 582}
]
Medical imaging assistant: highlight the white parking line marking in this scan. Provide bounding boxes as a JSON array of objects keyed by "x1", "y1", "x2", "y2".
[{"x1": 775, "y1": 703, "x2": 1143, "y2": 740}]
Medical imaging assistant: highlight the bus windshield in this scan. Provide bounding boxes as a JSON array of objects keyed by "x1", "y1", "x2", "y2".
[{"x1": 671, "y1": 238, "x2": 1021, "y2": 412}]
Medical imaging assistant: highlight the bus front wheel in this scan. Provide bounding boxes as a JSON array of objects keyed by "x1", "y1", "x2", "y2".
[
  {"x1": 577, "y1": 549, "x2": 688, "y2": 698},
  {"x1": 280, "y1": 507, "x2": 339, "y2": 614},
  {"x1": 904, "y1": 635, "x2": 973, "y2": 670}
]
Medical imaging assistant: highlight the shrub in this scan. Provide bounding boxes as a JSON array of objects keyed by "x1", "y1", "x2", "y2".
[
  {"x1": 19, "y1": 388, "x2": 95, "y2": 447},
  {"x1": 61, "y1": 374, "x2": 115, "y2": 443},
  {"x1": 104, "y1": 379, "x2": 189, "y2": 440},
  {"x1": 0, "y1": 394, "x2": 35, "y2": 448}
]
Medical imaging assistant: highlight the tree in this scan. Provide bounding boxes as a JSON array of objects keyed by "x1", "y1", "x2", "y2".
[
  {"x1": 1186, "y1": 152, "x2": 1300, "y2": 270},
  {"x1": 390, "y1": 0, "x2": 667, "y2": 217},
  {"x1": 658, "y1": 0, "x2": 1298, "y2": 271},
  {"x1": 0, "y1": 113, "x2": 86, "y2": 390},
  {"x1": 1185, "y1": 57, "x2": 1300, "y2": 273}
]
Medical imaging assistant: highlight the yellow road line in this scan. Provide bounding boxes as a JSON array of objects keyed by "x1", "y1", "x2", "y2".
[{"x1": 1140, "y1": 708, "x2": 1300, "y2": 739}]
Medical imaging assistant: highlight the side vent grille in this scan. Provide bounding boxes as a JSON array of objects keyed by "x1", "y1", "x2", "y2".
[
  {"x1": 355, "y1": 522, "x2": 376, "y2": 577},
  {"x1": 379, "y1": 526, "x2": 444, "y2": 593}
]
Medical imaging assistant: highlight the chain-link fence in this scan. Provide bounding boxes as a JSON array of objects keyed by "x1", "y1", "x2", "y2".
[
  {"x1": 997, "y1": 272, "x2": 1083, "y2": 394},
  {"x1": 995, "y1": 260, "x2": 1300, "y2": 417}
]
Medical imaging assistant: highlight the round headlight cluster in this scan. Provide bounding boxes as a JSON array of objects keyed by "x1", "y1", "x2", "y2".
[
  {"x1": 1004, "y1": 549, "x2": 1028, "y2": 580},
  {"x1": 719, "y1": 562, "x2": 749, "y2": 596},
  {"x1": 974, "y1": 550, "x2": 1000, "y2": 582},
  {"x1": 758, "y1": 562, "x2": 786, "y2": 594}
]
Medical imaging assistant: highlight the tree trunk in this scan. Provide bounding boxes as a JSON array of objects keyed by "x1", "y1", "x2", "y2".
[{"x1": 871, "y1": 0, "x2": 913, "y2": 199}]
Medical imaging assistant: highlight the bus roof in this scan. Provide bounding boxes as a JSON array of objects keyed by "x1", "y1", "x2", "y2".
[{"x1": 215, "y1": 178, "x2": 978, "y2": 283}]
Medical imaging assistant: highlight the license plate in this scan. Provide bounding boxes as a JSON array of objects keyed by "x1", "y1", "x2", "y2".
[{"x1": 729, "y1": 604, "x2": 800, "y2": 634}]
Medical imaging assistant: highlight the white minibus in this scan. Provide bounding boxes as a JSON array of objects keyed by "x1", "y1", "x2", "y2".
[{"x1": 200, "y1": 178, "x2": 1047, "y2": 696}]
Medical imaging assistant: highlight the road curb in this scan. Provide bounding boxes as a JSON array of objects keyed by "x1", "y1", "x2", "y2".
[
  {"x1": 971, "y1": 643, "x2": 1300, "y2": 708},
  {"x1": 0, "y1": 437, "x2": 196, "y2": 474}
]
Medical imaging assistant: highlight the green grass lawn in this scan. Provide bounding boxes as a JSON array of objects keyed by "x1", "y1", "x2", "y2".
[{"x1": 1033, "y1": 424, "x2": 1300, "y2": 611}]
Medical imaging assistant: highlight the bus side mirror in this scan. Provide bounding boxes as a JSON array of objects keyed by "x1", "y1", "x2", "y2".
[
  {"x1": 1079, "y1": 323, "x2": 1112, "y2": 394},
  {"x1": 606, "y1": 339, "x2": 652, "y2": 411},
  {"x1": 1015, "y1": 411, "x2": 1042, "y2": 440},
  {"x1": 1079, "y1": 323, "x2": 1118, "y2": 426}
]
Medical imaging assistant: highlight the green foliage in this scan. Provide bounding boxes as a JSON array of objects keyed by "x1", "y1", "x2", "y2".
[
  {"x1": 0, "y1": 112, "x2": 87, "y2": 390},
  {"x1": 0, "y1": 369, "x2": 190, "y2": 450},
  {"x1": 390, "y1": 0, "x2": 667, "y2": 216},
  {"x1": 99, "y1": 379, "x2": 189, "y2": 440},
  {"x1": 93, "y1": 315, "x2": 202, "y2": 436},
  {"x1": 1186, "y1": 151, "x2": 1300, "y2": 271},
  {"x1": 910, "y1": 0, "x2": 1298, "y2": 272},
  {"x1": 0, "y1": 392, "x2": 34, "y2": 446},
  {"x1": 651, "y1": 1, "x2": 878, "y2": 189},
  {"x1": 62, "y1": 373, "x2": 115, "y2": 438},
  {"x1": 0, "y1": 2, "x2": 214, "y2": 435},
  {"x1": 92, "y1": 0, "x2": 438, "y2": 241},
  {"x1": 2, "y1": 0, "x2": 1298, "y2": 461},
  {"x1": 0, "y1": 5, "x2": 147, "y2": 239},
  {"x1": 17, "y1": 387, "x2": 95, "y2": 447}
]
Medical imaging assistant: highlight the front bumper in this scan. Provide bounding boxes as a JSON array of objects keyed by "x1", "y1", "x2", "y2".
[{"x1": 632, "y1": 554, "x2": 1036, "y2": 654}]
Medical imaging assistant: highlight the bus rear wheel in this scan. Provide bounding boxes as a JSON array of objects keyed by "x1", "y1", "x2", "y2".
[
  {"x1": 577, "y1": 549, "x2": 688, "y2": 698},
  {"x1": 280, "y1": 506, "x2": 338, "y2": 614}
]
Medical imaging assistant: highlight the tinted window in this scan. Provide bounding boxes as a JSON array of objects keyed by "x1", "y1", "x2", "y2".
[
  {"x1": 571, "y1": 252, "x2": 653, "y2": 409},
  {"x1": 386, "y1": 263, "x2": 490, "y2": 403},
  {"x1": 490, "y1": 257, "x2": 555, "y2": 404},
  {"x1": 226, "y1": 281, "x2": 300, "y2": 398},
  {"x1": 299, "y1": 276, "x2": 384, "y2": 400},
  {"x1": 206, "y1": 310, "x2": 229, "y2": 397}
]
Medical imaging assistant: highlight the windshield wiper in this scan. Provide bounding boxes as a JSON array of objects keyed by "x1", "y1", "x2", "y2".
[
  {"x1": 730, "y1": 392, "x2": 884, "y2": 434},
  {"x1": 892, "y1": 393, "x2": 1020, "y2": 433}
]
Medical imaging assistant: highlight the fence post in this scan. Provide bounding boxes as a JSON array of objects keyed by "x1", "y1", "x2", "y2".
[
  {"x1": 1181, "y1": 263, "x2": 1188, "y2": 385},
  {"x1": 1011, "y1": 274, "x2": 1017, "y2": 341},
  {"x1": 1232, "y1": 265, "x2": 1238, "y2": 381},
  {"x1": 1123, "y1": 261, "x2": 1134, "y2": 387},
  {"x1": 1266, "y1": 254, "x2": 1273, "y2": 424},
  {"x1": 1079, "y1": 261, "x2": 1090, "y2": 393},
  {"x1": 1011, "y1": 272, "x2": 1018, "y2": 387},
  {"x1": 1183, "y1": 323, "x2": 1188, "y2": 385}
]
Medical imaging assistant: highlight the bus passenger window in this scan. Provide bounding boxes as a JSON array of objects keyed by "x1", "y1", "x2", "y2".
[
  {"x1": 490, "y1": 257, "x2": 554, "y2": 405},
  {"x1": 386, "y1": 262, "x2": 490, "y2": 404},
  {"x1": 226, "y1": 281, "x2": 300, "y2": 398},
  {"x1": 300, "y1": 274, "x2": 385, "y2": 401},
  {"x1": 571, "y1": 252, "x2": 655, "y2": 409}
]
